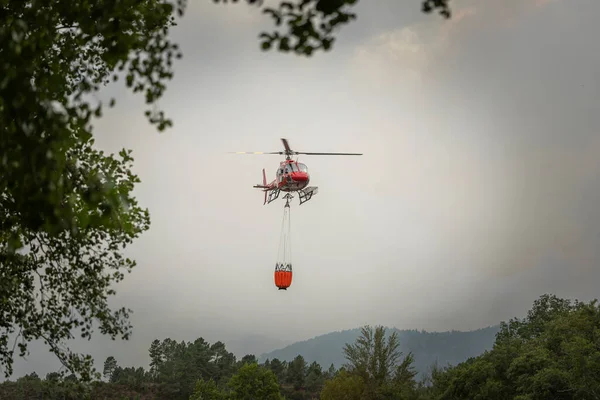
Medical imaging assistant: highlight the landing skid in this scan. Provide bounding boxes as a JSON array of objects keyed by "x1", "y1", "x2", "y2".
[
  {"x1": 267, "y1": 188, "x2": 280, "y2": 204},
  {"x1": 298, "y1": 186, "x2": 318, "y2": 205}
]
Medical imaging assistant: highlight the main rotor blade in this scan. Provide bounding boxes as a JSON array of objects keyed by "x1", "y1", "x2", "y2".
[
  {"x1": 230, "y1": 151, "x2": 282, "y2": 155},
  {"x1": 281, "y1": 138, "x2": 292, "y2": 153},
  {"x1": 296, "y1": 152, "x2": 363, "y2": 156}
]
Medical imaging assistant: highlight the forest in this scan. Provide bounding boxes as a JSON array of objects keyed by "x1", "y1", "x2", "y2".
[{"x1": 1, "y1": 294, "x2": 598, "y2": 399}]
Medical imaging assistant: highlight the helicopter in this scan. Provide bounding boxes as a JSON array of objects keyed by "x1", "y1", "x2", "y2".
[{"x1": 233, "y1": 138, "x2": 362, "y2": 206}]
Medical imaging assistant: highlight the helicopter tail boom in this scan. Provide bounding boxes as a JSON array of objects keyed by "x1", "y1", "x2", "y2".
[
  {"x1": 251, "y1": 168, "x2": 271, "y2": 205},
  {"x1": 262, "y1": 168, "x2": 267, "y2": 205}
]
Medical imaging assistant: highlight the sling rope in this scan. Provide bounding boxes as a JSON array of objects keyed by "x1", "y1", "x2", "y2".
[{"x1": 276, "y1": 203, "x2": 292, "y2": 271}]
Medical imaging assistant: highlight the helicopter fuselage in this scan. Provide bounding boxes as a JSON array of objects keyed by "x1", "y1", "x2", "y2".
[{"x1": 275, "y1": 160, "x2": 309, "y2": 192}]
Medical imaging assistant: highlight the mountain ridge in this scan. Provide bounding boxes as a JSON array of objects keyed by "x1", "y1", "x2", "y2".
[{"x1": 258, "y1": 325, "x2": 501, "y2": 377}]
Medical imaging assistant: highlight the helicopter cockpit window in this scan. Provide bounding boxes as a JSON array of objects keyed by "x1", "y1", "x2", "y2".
[
  {"x1": 297, "y1": 163, "x2": 308, "y2": 173},
  {"x1": 290, "y1": 163, "x2": 299, "y2": 172},
  {"x1": 285, "y1": 164, "x2": 293, "y2": 173}
]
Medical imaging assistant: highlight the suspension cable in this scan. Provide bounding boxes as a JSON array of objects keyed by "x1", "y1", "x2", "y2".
[{"x1": 276, "y1": 201, "x2": 292, "y2": 269}]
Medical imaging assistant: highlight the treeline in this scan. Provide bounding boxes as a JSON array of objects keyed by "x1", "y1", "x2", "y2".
[
  {"x1": 1, "y1": 294, "x2": 599, "y2": 399},
  {"x1": 260, "y1": 325, "x2": 500, "y2": 377},
  {"x1": 0, "y1": 339, "x2": 336, "y2": 400}
]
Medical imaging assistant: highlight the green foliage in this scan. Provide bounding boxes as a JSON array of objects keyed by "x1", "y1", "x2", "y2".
[
  {"x1": 6, "y1": 297, "x2": 596, "y2": 400},
  {"x1": 1, "y1": 0, "x2": 185, "y2": 238},
  {"x1": 343, "y1": 326, "x2": 400, "y2": 395},
  {"x1": 286, "y1": 354, "x2": 307, "y2": 390},
  {"x1": 267, "y1": 358, "x2": 288, "y2": 385},
  {"x1": 239, "y1": 354, "x2": 258, "y2": 367},
  {"x1": 214, "y1": 0, "x2": 451, "y2": 56},
  {"x1": 46, "y1": 372, "x2": 61, "y2": 382},
  {"x1": 324, "y1": 363, "x2": 336, "y2": 380},
  {"x1": 103, "y1": 356, "x2": 118, "y2": 381},
  {"x1": 1, "y1": 0, "x2": 185, "y2": 381},
  {"x1": 110, "y1": 365, "x2": 148, "y2": 391},
  {"x1": 336, "y1": 325, "x2": 421, "y2": 399},
  {"x1": 149, "y1": 339, "x2": 162, "y2": 381},
  {"x1": 227, "y1": 362, "x2": 283, "y2": 400},
  {"x1": 377, "y1": 353, "x2": 420, "y2": 399},
  {"x1": 305, "y1": 361, "x2": 325, "y2": 392},
  {"x1": 145, "y1": 337, "x2": 237, "y2": 399},
  {"x1": 320, "y1": 369, "x2": 365, "y2": 400},
  {"x1": 0, "y1": 335, "x2": 333, "y2": 399},
  {"x1": 0, "y1": 375, "x2": 90, "y2": 400},
  {"x1": 190, "y1": 377, "x2": 226, "y2": 400},
  {"x1": 0, "y1": 136, "x2": 151, "y2": 381},
  {"x1": 429, "y1": 294, "x2": 600, "y2": 400},
  {"x1": 2, "y1": 138, "x2": 151, "y2": 376}
]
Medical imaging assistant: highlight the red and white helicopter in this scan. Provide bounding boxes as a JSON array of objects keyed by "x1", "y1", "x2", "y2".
[{"x1": 234, "y1": 138, "x2": 362, "y2": 206}]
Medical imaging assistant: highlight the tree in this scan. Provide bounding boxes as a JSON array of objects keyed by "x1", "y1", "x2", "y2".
[
  {"x1": 342, "y1": 325, "x2": 418, "y2": 399},
  {"x1": 377, "y1": 354, "x2": 420, "y2": 400},
  {"x1": 149, "y1": 339, "x2": 163, "y2": 380},
  {"x1": 227, "y1": 362, "x2": 283, "y2": 400},
  {"x1": 305, "y1": 361, "x2": 325, "y2": 393},
  {"x1": 343, "y1": 326, "x2": 400, "y2": 387},
  {"x1": 394, "y1": 352, "x2": 417, "y2": 386},
  {"x1": 103, "y1": 356, "x2": 118, "y2": 381},
  {"x1": 323, "y1": 363, "x2": 337, "y2": 380},
  {"x1": 1, "y1": 0, "x2": 185, "y2": 236},
  {"x1": 45, "y1": 372, "x2": 61, "y2": 382},
  {"x1": 430, "y1": 295, "x2": 600, "y2": 400},
  {"x1": 215, "y1": 0, "x2": 452, "y2": 57},
  {"x1": 20, "y1": 371, "x2": 40, "y2": 381},
  {"x1": 143, "y1": 336, "x2": 242, "y2": 399},
  {"x1": 268, "y1": 358, "x2": 287, "y2": 384},
  {"x1": 210, "y1": 341, "x2": 237, "y2": 386},
  {"x1": 190, "y1": 377, "x2": 226, "y2": 400},
  {"x1": 0, "y1": 137, "x2": 150, "y2": 381},
  {"x1": 320, "y1": 369, "x2": 365, "y2": 400},
  {"x1": 496, "y1": 293, "x2": 579, "y2": 343},
  {"x1": 286, "y1": 354, "x2": 307, "y2": 391},
  {"x1": 240, "y1": 354, "x2": 258, "y2": 366},
  {"x1": 1, "y1": 0, "x2": 184, "y2": 380}
]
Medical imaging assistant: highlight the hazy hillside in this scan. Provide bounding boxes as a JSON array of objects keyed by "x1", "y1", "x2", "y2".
[
  {"x1": 224, "y1": 334, "x2": 293, "y2": 359},
  {"x1": 259, "y1": 325, "x2": 501, "y2": 377}
]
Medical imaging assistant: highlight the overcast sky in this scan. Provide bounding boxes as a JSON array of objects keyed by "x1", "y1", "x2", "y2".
[{"x1": 10, "y1": 0, "x2": 600, "y2": 378}]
